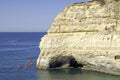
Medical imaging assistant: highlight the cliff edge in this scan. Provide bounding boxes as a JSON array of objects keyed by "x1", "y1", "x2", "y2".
[{"x1": 36, "y1": 0, "x2": 120, "y2": 75}]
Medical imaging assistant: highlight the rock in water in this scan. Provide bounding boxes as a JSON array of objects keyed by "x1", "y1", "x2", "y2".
[{"x1": 36, "y1": 0, "x2": 120, "y2": 75}]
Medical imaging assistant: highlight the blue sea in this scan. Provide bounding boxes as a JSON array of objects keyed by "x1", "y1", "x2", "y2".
[{"x1": 0, "y1": 32, "x2": 120, "y2": 80}]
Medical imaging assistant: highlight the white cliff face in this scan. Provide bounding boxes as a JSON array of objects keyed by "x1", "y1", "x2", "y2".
[
  {"x1": 49, "y1": 0, "x2": 120, "y2": 33},
  {"x1": 37, "y1": 0, "x2": 120, "y2": 75}
]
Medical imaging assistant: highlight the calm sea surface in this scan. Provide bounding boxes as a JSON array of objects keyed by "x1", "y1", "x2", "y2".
[{"x1": 0, "y1": 32, "x2": 120, "y2": 80}]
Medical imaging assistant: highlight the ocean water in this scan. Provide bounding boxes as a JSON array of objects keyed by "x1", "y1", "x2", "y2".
[{"x1": 0, "y1": 32, "x2": 120, "y2": 80}]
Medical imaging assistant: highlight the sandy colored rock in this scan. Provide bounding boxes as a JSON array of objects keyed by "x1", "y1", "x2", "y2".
[{"x1": 36, "y1": 0, "x2": 120, "y2": 75}]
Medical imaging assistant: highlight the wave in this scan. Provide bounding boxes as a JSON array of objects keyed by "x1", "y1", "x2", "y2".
[
  {"x1": 0, "y1": 47, "x2": 39, "y2": 52},
  {"x1": 9, "y1": 40, "x2": 17, "y2": 43},
  {"x1": 0, "y1": 42, "x2": 38, "y2": 47}
]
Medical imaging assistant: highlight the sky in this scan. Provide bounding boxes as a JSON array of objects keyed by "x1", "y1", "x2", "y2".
[{"x1": 0, "y1": 0, "x2": 91, "y2": 32}]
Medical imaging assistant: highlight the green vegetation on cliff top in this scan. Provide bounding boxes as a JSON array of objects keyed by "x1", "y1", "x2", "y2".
[{"x1": 92, "y1": 0, "x2": 119, "y2": 5}]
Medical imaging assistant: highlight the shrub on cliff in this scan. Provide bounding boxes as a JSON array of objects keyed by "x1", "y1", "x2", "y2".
[
  {"x1": 114, "y1": 0, "x2": 119, "y2": 1},
  {"x1": 92, "y1": 0, "x2": 105, "y2": 5},
  {"x1": 92, "y1": 0, "x2": 119, "y2": 5}
]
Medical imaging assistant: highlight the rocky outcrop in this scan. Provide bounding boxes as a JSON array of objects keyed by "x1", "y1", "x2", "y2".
[{"x1": 36, "y1": 0, "x2": 120, "y2": 75}]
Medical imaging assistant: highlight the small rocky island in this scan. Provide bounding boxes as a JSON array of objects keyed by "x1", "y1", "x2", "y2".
[{"x1": 36, "y1": 0, "x2": 120, "y2": 75}]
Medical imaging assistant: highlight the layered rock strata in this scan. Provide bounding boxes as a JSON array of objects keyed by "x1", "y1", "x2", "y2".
[{"x1": 37, "y1": 0, "x2": 120, "y2": 75}]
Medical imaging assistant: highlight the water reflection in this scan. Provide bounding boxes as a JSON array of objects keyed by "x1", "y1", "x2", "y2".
[{"x1": 37, "y1": 68, "x2": 120, "y2": 80}]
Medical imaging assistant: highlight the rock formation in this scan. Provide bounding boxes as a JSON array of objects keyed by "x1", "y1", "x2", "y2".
[{"x1": 36, "y1": 0, "x2": 120, "y2": 75}]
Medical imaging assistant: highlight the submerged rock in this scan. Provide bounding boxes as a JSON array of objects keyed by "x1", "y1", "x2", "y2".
[{"x1": 36, "y1": 0, "x2": 120, "y2": 75}]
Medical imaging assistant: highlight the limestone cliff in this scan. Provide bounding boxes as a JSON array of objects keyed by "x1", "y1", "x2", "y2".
[{"x1": 37, "y1": 0, "x2": 120, "y2": 75}]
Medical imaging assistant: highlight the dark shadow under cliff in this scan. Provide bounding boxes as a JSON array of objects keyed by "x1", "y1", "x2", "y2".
[{"x1": 49, "y1": 56, "x2": 83, "y2": 69}]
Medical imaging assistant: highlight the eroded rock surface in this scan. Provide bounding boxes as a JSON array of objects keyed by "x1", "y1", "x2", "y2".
[{"x1": 37, "y1": 0, "x2": 120, "y2": 75}]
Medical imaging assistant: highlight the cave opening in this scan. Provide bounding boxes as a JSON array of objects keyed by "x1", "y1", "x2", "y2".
[
  {"x1": 69, "y1": 58, "x2": 83, "y2": 68},
  {"x1": 49, "y1": 60, "x2": 63, "y2": 68},
  {"x1": 49, "y1": 56, "x2": 84, "y2": 69}
]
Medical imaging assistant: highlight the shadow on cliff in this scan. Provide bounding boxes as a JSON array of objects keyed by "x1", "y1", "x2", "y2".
[{"x1": 49, "y1": 56, "x2": 83, "y2": 69}]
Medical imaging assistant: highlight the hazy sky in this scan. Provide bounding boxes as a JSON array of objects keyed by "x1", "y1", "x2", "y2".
[{"x1": 0, "y1": 0, "x2": 90, "y2": 32}]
